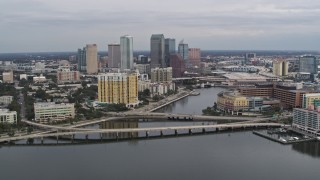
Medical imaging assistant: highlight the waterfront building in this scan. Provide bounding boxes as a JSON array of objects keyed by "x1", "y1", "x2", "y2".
[
  {"x1": 273, "y1": 60, "x2": 289, "y2": 76},
  {"x1": 138, "y1": 80, "x2": 175, "y2": 97},
  {"x1": 165, "y1": 38, "x2": 176, "y2": 67},
  {"x1": 57, "y1": 66, "x2": 80, "y2": 84},
  {"x1": 34, "y1": 102, "x2": 75, "y2": 124},
  {"x1": 293, "y1": 108, "x2": 320, "y2": 135},
  {"x1": 0, "y1": 96, "x2": 13, "y2": 106},
  {"x1": 135, "y1": 64, "x2": 151, "y2": 75},
  {"x1": 120, "y1": 35, "x2": 134, "y2": 70},
  {"x1": 150, "y1": 34, "x2": 166, "y2": 68},
  {"x1": 188, "y1": 48, "x2": 201, "y2": 67},
  {"x1": 0, "y1": 109, "x2": 17, "y2": 124},
  {"x1": 97, "y1": 72, "x2": 139, "y2": 107},
  {"x1": 217, "y1": 91, "x2": 249, "y2": 114},
  {"x1": 299, "y1": 56, "x2": 317, "y2": 74},
  {"x1": 150, "y1": 67, "x2": 172, "y2": 83},
  {"x1": 108, "y1": 44, "x2": 121, "y2": 68},
  {"x1": 2, "y1": 71, "x2": 13, "y2": 83},
  {"x1": 170, "y1": 54, "x2": 185, "y2": 78}
]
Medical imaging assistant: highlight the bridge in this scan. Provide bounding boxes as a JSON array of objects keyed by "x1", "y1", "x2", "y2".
[{"x1": 0, "y1": 122, "x2": 282, "y2": 143}]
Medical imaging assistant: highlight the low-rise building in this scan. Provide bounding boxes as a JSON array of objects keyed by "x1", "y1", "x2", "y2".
[
  {"x1": 33, "y1": 74, "x2": 47, "y2": 82},
  {"x1": 0, "y1": 96, "x2": 13, "y2": 105},
  {"x1": 0, "y1": 109, "x2": 17, "y2": 124},
  {"x1": 217, "y1": 91, "x2": 249, "y2": 114},
  {"x1": 138, "y1": 80, "x2": 175, "y2": 97},
  {"x1": 151, "y1": 67, "x2": 172, "y2": 83},
  {"x1": 2, "y1": 71, "x2": 14, "y2": 83},
  {"x1": 57, "y1": 66, "x2": 80, "y2": 84},
  {"x1": 34, "y1": 102, "x2": 75, "y2": 124}
]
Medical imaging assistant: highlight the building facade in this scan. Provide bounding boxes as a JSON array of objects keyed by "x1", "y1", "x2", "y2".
[
  {"x1": 150, "y1": 67, "x2": 172, "y2": 83},
  {"x1": 150, "y1": 34, "x2": 166, "y2": 68},
  {"x1": 98, "y1": 72, "x2": 139, "y2": 107},
  {"x1": 34, "y1": 103, "x2": 75, "y2": 124},
  {"x1": 293, "y1": 108, "x2": 320, "y2": 135},
  {"x1": 170, "y1": 54, "x2": 185, "y2": 78},
  {"x1": 299, "y1": 56, "x2": 317, "y2": 74},
  {"x1": 86, "y1": 44, "x2": 98, "y2": 74},
  {"x1": 0, "y1": 109, "x2": 17, "y2": 124},
  {"x1": 0, "y1": 96, "x2": 13, "y2": 105},
  {"x1": 188, "y1": 48, "x2": 201, "y2": 67},
  {"x1": 135, "y1": 64, "x2": 151, "y2": 75},
  {"x1": 2, "y1": 71, "x2": 13, "y2": 83},
  {"x1": 273, "y1": 60, "x2": 288, "y2": 76},
  {"x1": 178, "y1": 42, "x2": 189, "y2": 61},
  {"x1": 120, "y1": 35, "x2": 134, "y2": 70},
  {"x1": 77, "y1": 48, "x2": 86, "y2": 72},
  {"x1": 165, "y1": 38, "x2": 176, "y2": 67},
  {"x1": 108, "y1": 44, "x2": 121, "y2": 68},
  {"x1": 57, "y1": 66, "x2": 80, "y2": 84},
  {"x1": 217, "y1": 91, "x2": 249, "y2": 114}
]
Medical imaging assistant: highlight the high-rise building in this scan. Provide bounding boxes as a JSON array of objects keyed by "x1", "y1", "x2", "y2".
[
  {"x1": 188, "y1": 48, "x2": 201, "y2": 67},
  {"x1": 165, "y1": 38, "x2": 176, "y2": 67},
  {"x1": 98, "y1": 72, "x2": 139, "y2": 107},
  {"x1": 77, "y1": 44, "x2": 98, "y2": 74},
  {"x1": 178, "y1": 41, "x2": 189, "y2": 61},
  {"x1": 2, "y1": 71, "x2": 13, "y2": 83},
  {"x1": 170, "y1": 54, "x2": 185, "y2": 78},
  {"x1": 34, "y1": 102, "x2": 75, "y2": 124},
  {"x1": 293, "y1": 108, "x2": 320, "y2": 135},
  {"x1": 299, "y1": 56, "x2": 317, "y2": 74},
  {"x1": 273, "y1": 60, "x2": 289, "y2": 76},
  {"x1": 77, "y1": 48, "x2": 86, "y2": 72},
  {"x1": 120, "y1": 35, "x2": 134, "y2": 70},
  {"x1": 150, "y1": 34, "x2": 166, "y2": 68},
  {"x1": 108, "y1": 44, "x2": 121, "y2": 68},
  {"x1": 244, "y1": 53, "x2": 256, "y2": 65},
  {"x1": 86, "y1": 44, "x2": 98, "y2": 74},
  {"x1": 151, "y1": 67, "x2": 172, "y2": 83},
  {"x1": 135, "y1": 64, "x2": 151, "y2": 75}
]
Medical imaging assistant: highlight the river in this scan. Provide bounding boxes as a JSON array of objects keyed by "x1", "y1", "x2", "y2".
[{"x1": 0, "y1": 87, "x2": 319, "y2": 180}]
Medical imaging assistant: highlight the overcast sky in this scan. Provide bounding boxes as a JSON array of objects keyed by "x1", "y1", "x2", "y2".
[{"x1": 1, "y1": 0, "x2": 320, "y2": 53}]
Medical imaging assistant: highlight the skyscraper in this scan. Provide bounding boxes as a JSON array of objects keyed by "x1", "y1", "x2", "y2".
[
  {"x1": 165, "y1": 38, "x2": 176, "y2": 67},
  {"x1": 77, "y1": 48, "x2": 86, "y2": 72},
  {"x1": 86, "y1": 44, "x2": 98, "y2": 74},
  {"x1": 108, "y1": 44, "x2": 121, "y2": 68},
  {"x1": 178, "y1": 41, "x2": 189, "y2": 61},
  {"x1": 150, "y1": 34, "x2": 165, "y2": 68},
  {"x1": 120, "y1": 35, "x2": 134, "y2": 70},
  {"x1": 299, "y1": 56, "x2": 318, "y2": 74},
  {"x1": 188, "y1": 48, "x2": 201, "y2": 67}
]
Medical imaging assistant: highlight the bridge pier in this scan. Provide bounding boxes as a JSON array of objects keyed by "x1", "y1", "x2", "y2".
[
  {"x1": 41, "y1": 137, "x2": 44, "y2": 144},
  {"x1": 116, "y1": 132, "x2": 119, "y2": 141},
  {"x1": 85, "y1": 134, "x2": 88, "y2": 140},
  {"x1": 72, "y1": 135, "x2": 75, "y2": 143},
  {"x1": 56, "y1": 136, "x2": 59, "y2": 144},
  {"x1": 174, "y1": 129, "x2": 178, "y2": 136},
  {"x1": 216, "y1": 128, "x2": 220, "y2": 132},
  {"x1": 100, "y1": 133, "x2": 103, "y2": 141},
  {"x1": 202, "y1": 128, "x2": 206, "y2": 133},
  {"x1": 160, "y1": 131, "x2": 163, "y2": 137},
  {"x1": 189, "y1": 129, "x2": 192, "y2": 135},
  {"x1": 146, "y1": 131, "x2": 149, "y2": 138}
]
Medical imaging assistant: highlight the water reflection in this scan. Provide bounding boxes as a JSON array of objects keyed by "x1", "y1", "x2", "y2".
[
  {"x1": 292, "y1": 141, "x2": 320, "y2": 158},
  {"x1": 99, "y1": 121, "x2": 139, "y2": 139}
]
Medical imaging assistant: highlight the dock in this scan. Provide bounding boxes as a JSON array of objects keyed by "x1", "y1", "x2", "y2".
[{"x1": 252, "y1": 131, "x2": 316, "y2": 145}]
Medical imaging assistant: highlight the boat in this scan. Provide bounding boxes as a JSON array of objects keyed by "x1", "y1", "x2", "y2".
[
  {"x1": 190, "y1": 91, "x2": 200, "y2": 96},
  {"x1": 279, "y1": 137, "x2": 287, "y2": 142}
]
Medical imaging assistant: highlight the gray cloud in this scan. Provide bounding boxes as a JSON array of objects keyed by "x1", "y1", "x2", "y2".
[{"x1": 0, "y1": 0, "x2": 319, "y2": 52}]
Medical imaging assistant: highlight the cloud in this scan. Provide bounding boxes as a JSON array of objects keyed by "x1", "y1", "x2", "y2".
[{"x1": 0, "y1": 0, "x2": 319, "y2": 52}]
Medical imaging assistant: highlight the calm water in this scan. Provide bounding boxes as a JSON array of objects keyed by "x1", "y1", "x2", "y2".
[{"x1": 1, "y1": 87, "x2": 320, "y2": 180}]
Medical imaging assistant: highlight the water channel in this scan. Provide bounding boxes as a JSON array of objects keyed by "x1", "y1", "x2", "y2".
[{"x1": 0, "y1": 87, "x2": 319, "y2": 180}]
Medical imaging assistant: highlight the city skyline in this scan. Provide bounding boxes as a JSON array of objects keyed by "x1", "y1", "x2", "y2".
[{"x1": 1, "y1": 0, "x2": 320, "y2": 53}]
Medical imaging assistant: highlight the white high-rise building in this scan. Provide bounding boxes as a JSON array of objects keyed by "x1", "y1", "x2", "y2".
[{"x1": 120, "y1": 35, "x2": 134, "y2": 70}]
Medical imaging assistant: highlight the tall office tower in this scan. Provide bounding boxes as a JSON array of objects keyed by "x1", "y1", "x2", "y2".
[
  {"x1": 86, "y1": 44, "x2": 98, "y2": 74},
  {"x1": 120, "y1": 35, "x2": 134, "y2": 70},
  {"x1": 188, "y1": 48, "x2": 201, "y2": 67},
  {"x1": 170, "y1": 54, "x2": 185, "y2": 78},
  {"x1": 165, "y1": 38, "x2": 176, "y2": 67},
  {"x1": 299, "y1": 56, "x2": 318, "y2": 74},
  {"x1": 77, "y1": 48, "x2": 86, "y2": 72},
  {"x1": 97, "y1": 72, "x2": 139, "y2": 107},
  {"x1": 178, "y1": 41, "x2": 189, "y2": 61},
  {"x1": 108, "y1": 44, "x2": 121, "y2": 68},
  {"x1": 273, "y1": 60, "x2": 289, "y2": 76},
  {"x1": 150, "y1": 34, "x2": 166, "y2": 68},
  {"x1": 244, "y1": 53, "x2": 256, "y2": 65}
]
